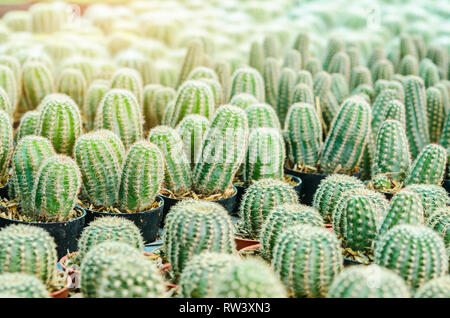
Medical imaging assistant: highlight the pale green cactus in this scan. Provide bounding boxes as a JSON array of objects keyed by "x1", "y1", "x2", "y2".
[
  {"x1": 229, "y1": 93, "x2": 258, "y2": 109},
  {"x1": 263, "y1": 35, "x2": 280, "y2": 59},
  {"x1": 293, "y1": 31, "x2": 310, "y2": 64},
  {"x1": 56, "y1": 68, "x2": 87, "y2": 107},
  {"x1": 83, "y1": 79, "x2": 109, "y2": 132},
  {"x1": 199, "y1": 78, "x2": 224, "y2": 107},
  {"x1": 248, "y1": 41, "x2": 264, "y2": 74},
  {"x1": 426, "y1": 206, "x2": 450, "y2": 247},
  {"x1": 21, "y1": 61, "x2": 55, "y2": 111},
  {"x1": 328, "y1": 51, "x2": 350, "y2": 81},
  {"x1": 177, "y1": 39, "x2": 204, "y2": 88},
  {"x1": 244, "y1": 103, "x2": 280, "y2": 130},
  {"x1": 330, "y1": 73, "x2": 349, "y2": 104},
  {"x1": 372, "y1": 59, "x2": 394, "y2": 82},
  {"x1": 16, "y1": 110, "x2": 39, "y2": 141},
  {"x1": 230, "y1": 67, "x2": 265, "y2": 102},
  {"x1": 426, "y1": 87, "x2": 444, "y2": 143},
  {"x1": 115, "y1": 49, "x2": 157, "y2": 85},
  {"x1": 296, "y1": 70, "x2": 313, "y2": 88},
  {"x1": 291, "y1": 83, "x2": 314, "y2": 106},
  {"x1": 262, "y1": 57, "x2": 280, "y2": 108},
  {"x1": 110, "y1": 67, "x2": 144, "y2": 106},
  {"x1": 176, "y1": 115, "x2": 210, "y2": 168},
  {"x1": 400, "y1": 55, "x2": 419, "y2": 76},
  {"x1": 143, "y1": 84, "x2": 176, "y2": 129},
  {"x1": 323, "y1": 37, "x2": 344, "y2": 71},
  {"x1": 349, "y1": 66, "x2": 372, "y2": 92},
  {"x1": 0, "y1": 273, "x2": 48, "y2": 298},
  {"x1": 213, "y1": 60, "x2": 231, "y2": 103},
  {"x1": 0, "y1": 110, "x2": 13, "y2": 183},
  {"x1": 415, "y1": 276, "x2": 450, "y2": 298},
  {"x1": 283, "y1": 49, "x2": 302, "y2": 72},
  {"x1": 0, "y1": 65, "x2": 17, "y2": 114}
]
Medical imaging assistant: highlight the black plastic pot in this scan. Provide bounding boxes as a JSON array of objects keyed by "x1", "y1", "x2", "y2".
[
  {"x1": 443, "y1": 179, "x2": 450, "y2": 195},
  {"x1": 81, "y1": 195, "x2": 164, "y2": 244},
  {"x1": 0, "y1": 208, "x2": 86, "y2": 259},
  {"x1": 380, "y1": 191, "x2": 394, "y2": 200},
  {"x1": 159, "y1": 185, "x2": 238, "y2": 225}
]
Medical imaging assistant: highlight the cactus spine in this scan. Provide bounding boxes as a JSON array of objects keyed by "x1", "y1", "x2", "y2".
[
  {"x1": 229, "y1": 93, "x2": 258, "y2": 109},
  {"x1": 405, "y1": 184, "x2": 449, "y2": 217}
]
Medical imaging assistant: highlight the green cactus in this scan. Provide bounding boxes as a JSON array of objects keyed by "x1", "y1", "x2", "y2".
[
  {"x1": 349, "y1": 66, "x2": 372, "y2": 92},
  {"x1": 11, "y1": 136, "x2": 55, "y2": 213},
  {"x1": 272, "y1": 224, "x2": 343, "y2": 298},
  {"x1": 374, "y1": 224, "x2": 448, "y2": 288},
  {"x1": 0, "y1": 110, "x2": 12, "y2": 182},
  {"x1": 296, "y1": 70, "x2": 313, "y2": 88},
  {"x1": 142, "y1": 84, "x2": 176, "y2": 129},
  {"x1": 0, "y1": 273, "x2": 48, "y2": 298},
  {"x1": 372, "y1": 59, "x2": 394, "y2": 82},
  {"x1": 285, "y1": 102, "x2": 322, "y2": 168},
  {"x1": 260, "y1": 203, "x2": 324, "y2": 259},
  {"x1": 243, "y1": 127, "x2": 285, "y2": 184},
  {"x1": 313, "y1": 71, "x2": 338, "y2": 128},
  {"x1": 230, "y1": 67, "x2": 265, "y2": 102},
  {"x1": 248, "y1": 41, "x2": 264, "y2": 74},
  {"x1": 405, "y1": 184, "x2": 449, "y2": 217},
  {"x1": 245, "y1": 103, "x2": 280, "y2": 130},
  {"x1": 56, "y1": 68, "x2": 87, "y2": 108},
  {"x1": 115, "y1": 49, "x2": 157, "y2": 85},
  {"x1": 377, "y1": 190, "x2": 425, "y2": 236},
  {"x1": 374, "y1": 79, "x2": 405, "y2": 102},
  {"x1": 291, "y1": 83, "x2": 315, "y2": 105},
  {"x1": 327, "y1": 265, "x2": 410, "y2": 298},
  {"x1": 323, "y1": 37, "x2": 344, "y2": 71},
  {"x1": 187, "y1": 66, "x2": 218, "y2": 81},
  {"x1": 419, "y1": 60, "x2": 440, "y2": 88},
  {"x1": 80, "y1": 241, "x2": 145, "y2": 298},
  {"x1": 148, "y1": 125, "x2": 192, "y2": 194},
  {"x1": 426, "y1": 206, "x2": 450, "y2": 247},
  {"x1": 211, "y1": 257, "x2": 287, "y2": 298},
  {"x1": 415, "y1": 276, "x2": 450, "y2": 298},
  {"x1": 21, "y1": 61, "x2": 55, "y2": 111},
  {"x1": 97, "y1": 257, "x2": 167, "y2": 298},
  {"x1": 0, "y1": 55, "x2": 22, "y2": 97},
  {"x1": 313, "y1": 174, "x2": 364, "y2": 221},
  {"x1": 213, "y1": 60, "x2": 231, "y2": 103},
  {"x1": 327, "y1": 51, "x2": 350, "y2": 81},
  {"x1": 305, "y1": 57, "x2": 323, "y2": 76},
  {"x1": 319, "y1": 97, "x2": 371, "y2": 174},
  {"x1": 229, "y1": 93, "x2": 258, "y2": 109},
  {"x1": 166, "y1": 80, "x2": 215, "y2": 127},
  {"x1": 177, "y1": 39, "x2": 205, "y2": 88},
  {"x1": 440, "y1": 115, "x2": 450, "y2": 149},
  {"x1": 74, "y1": 130, "x2": 125, "y2": 207},
  {"x1": 176, "y1": 115, "x2": 210, "y2": 168},
  {"x1": 405, "y1": 143, "x2": 446, "y2": 185},
  {"x1": 0, "y1": 87, "x2": 13, "y2": 119},
  {"x1": 60, "y1": 56, "x2": 95, "y2": 85},
  {"x1": 293, "y1": 31, "x2": 310, "y2": 64},
  {"x1": 283, "y1": 49, "x2": 302, "y2": 72},
  {"x1": 118, "y1": 141, "x2": 164, "y2": 212},
  {"x1": 0, "y1": 224, "x2": 57, "y2": 286},
  {"x1": 83, "y1": 79, "x2": 109, "y2": 131},
  {"x1": 426, "y1": 45, "x2": 448, "y2": 79},
  {"x1": 368, "y1": 47, "x2": 386, "y2": 70},
  {"x1": 193, "y1": 105, "x2": 248, "y2": 195},
  {"x1": 263, "y1": 35, "x2": 280, "y2": 59},
  {"x1": 16, "y1": 110, "x2": 39, "y2": 141},
  {"x1": 239, "y1": 178, "x2": 298, "y2": 238},
  {"x1": 163, "y1": 200, "x2": 235, "y2": 279},
  {"x1": 0, "y1": 65, "x2": 17, "y2": 114},
  {"x1": 426, "y1": 87, "x2": 444, "y2": 143},
  {"x1": 180, "y1": 252, "x2": 238, "y2": 298},
  {"x1": 371, "y1": 89, "x2": 400, "y2": 135},
  {"x1": 110, "y1": 67, "x2": 144, "y2": 106},
  {"x1": 36, "y1": 94, "x2": 82, "y2": 156},
  {"x1": 262, "y1": 57, "x2": 280, "y2": 108},
  {"x1": 330, "y1": 73, "x2": 349, "y2": 104},
  {"x1": 372, "y1": 120, "x2": 410, "y2": 184},
  {"x1": 94, "y1": 89, "x2": 143, "y2": 149},
  {"x1": 77, "y1": 216, "x2": 144, "y2": 262},
  {"x1": 200, "y1": 78, "x2": 224, "y2": 107},
  {"x1": 400, "y1": 55, "x2": 419, "y2": 76}
]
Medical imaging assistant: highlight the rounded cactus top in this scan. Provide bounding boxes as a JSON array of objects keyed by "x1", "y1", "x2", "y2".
[
  {"x1": 229, "y1": 93, "x2": 258, "y2": 109},
  {"x1": 415, "y1": 276, "x2": 450, "y2": 298},
  {"x1": 0, "y1": 273, "x2": 49, "y2": 298}
]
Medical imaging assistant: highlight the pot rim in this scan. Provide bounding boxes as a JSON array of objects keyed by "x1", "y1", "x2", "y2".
[{"x1": 0, "y1": 208, "x2": 87, "y2": 226}]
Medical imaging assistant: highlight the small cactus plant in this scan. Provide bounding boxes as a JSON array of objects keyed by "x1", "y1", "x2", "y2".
[
  {"x1": 260, "y1": 203, "x2": 324, "y2": 259},
  {"x1": 83, "y1": 79, "x2": 109, "y2": 131},
  {"x1": 276, "y1": 67, "x2": 296, "y2": 126},
  {"x1": 0, "y1": 273, "x2": 48, "y2": 298},
  {"x1": 176, "y1": 115, "x2": 210, "y2": 168},
  {"x1": 239, "y1": 178, "x2": 298, "y2": 238},
  {"x1": 230, "y1": 67, "x2": 265, "y2": 102},
  {"x1": 244, "y1": 103, "x2": 281, "y2": 130},
  {"x1": 426, "y1": 207, "x2": 450, "y2": 247},
  {"x1": 16, "y1": 110, "x2": 39, "y2": 141},
  {"x1": 163, "y1": 200, "x2": 236, "y2": 279},
  {"x1": 374, "y1": 224, "x2": 448, "y2": 288},
  {"x1": 415, "y1": 276, "x2": 450, "y2": 298},
  {"x1": 405, "y1": 143, "x2": 447, "y2": 185},
  {"x1": 110, "y1": 68, "x2": 144, "y2": 106},
  {"x1": 229, "y1": 93, "x2": 258, "y2": 109},
  {"x1": 405, "y1": 184, "x2": 449, "y2": 217},
  {"x1": 143, "y1": 85, "x2": 176, "y2": 129},
  {"x1": 56, "y1": 68, "x2": 87, "y2": 107},
  {"x1": 0, "y1": 65, "x2": 17, "y2": 113},
  {"x1": 210, "y1": 258, "x2": 287, "y2": 298},
  {"x1": 0, "y1": 110, "x2": 13, "y2": 183},
  {"x1": 272, "y1": 224, "x2": 343, "y2": 298},
  {"x1": 262, "y1": 57, "x2": 280, "y2": 108},
  {"x1": 21, "y1": 61, "x2": 55, "y2": 111},
  {"x1": 426, "y1": 87, "x2": 444, "y2": 143},
  {"x1": 0, "y1": 224, "x2": 57, "y2": 286},
  {"x1": 327, "y1": 265, "x2": 410, "y2": 298},
  {"x1": 0, "y1": 85, "x2": 13, "y2": 118},
  {"x1": 177, "y1": 39, "x2": 204, "y2": 88}
]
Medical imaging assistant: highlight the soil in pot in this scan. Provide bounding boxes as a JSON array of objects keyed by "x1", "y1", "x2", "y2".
[
  {"x1": 159, "y1": 185, "x2": 238, "y2": 224},
  {"x1": 77, "y1": 196, "x2": 164, "y2": 244},
  {"x1": 0, "y1": 199, "x2": 86, "y2": 259}
]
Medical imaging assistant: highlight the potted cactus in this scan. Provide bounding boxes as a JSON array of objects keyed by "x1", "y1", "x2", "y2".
[
  {"x1": 0, "y1": 109, "x2": 13, "y2": 198},
  {"x1": 74, "y1": 130, "x2": 165, "y2": 243}
]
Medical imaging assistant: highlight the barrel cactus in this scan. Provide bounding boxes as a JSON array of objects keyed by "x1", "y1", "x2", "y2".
[
  {"x1": 115, "y1": 49, "x2": 157, "y2": 85},
  {"x1": 272, "y1": 224, "x2": 343, "y2": 298},
  {"x1": 74, "y1": 130, "x2": 125, "y2": 207},
  {"x1": 0, "y1": 273, "x2": 48, "y2": 298},
  {"x1": 291, "y1": 83, "x2": 315, "y2": 105},
  {"x1": 426, "y1": 207, "x2": 450, "y2": 247},
  {"x1": 110, "y1": 68, "x2": 144, "y2": 106},
  {"x1": 405, "y1": 184, "x2": 449, "y2": 217},
  {"x1": 0, "y1": 65, "x2": 17, "y2": 113},
  {"x1": 405, "y1": 143, "x2": 447, "y2": 185},
  {"x1": 426, "y1": 87, "x2": 444, "y2": 143},
  {"x1": 176, "y1": 115, "x2": 210, "y2": 167},
  {"x1": 16, "y1": 110, "x2": 39, "y2": 141},
  {"x1": 244, "y1": 103, "x2": 280, "y2": 130},
  {"x1": 374, "y1": 224, "x2": 448, "y2": 288},
  {"x1": 262, "y1": 57, "x2": 280, "y2": 108},
  {"x1": 0, "y1": 110, "x2": 13, "y2": 183},
  {"x1": 276, "y1": 67, "x2": 296, "y2": 126},
  {"x1": 260, "y1": 203, "x2": 324, "y2": 259},
  {"x1": 56, "y1": 68, "x2": 87, "y2": 107},
  {"x1": 0, "y1": 85, "x2": 13, "y2": 118},
  {"x1": 327, "y1": 265, "x2": 410, "y2": 298},
  {"x1": 229, "y1": 93, "x2": 258, "y2": 109},
  {"x1": 239, "y1": 178, "x2": 298, "y2": 238},
  {"x1": 83, "y1": 79, "x2": 109, "y2": 131},
  {"x1": 177, "y1": 39, "x2": 204, "y2": 88},
  {"x1": 163, "y1": 200, "x2": 235, "y2": 279},
  {"x1": 21, "y1": 61, "x2": 55, "y2": 111},
  {"x1": 415, "y1": 276, "x2": 450, "y2": 298},
  {"x1": 230, "y1": 67, "x2": 265, "y2": 102}
]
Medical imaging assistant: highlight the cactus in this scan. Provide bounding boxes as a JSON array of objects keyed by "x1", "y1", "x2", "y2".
[
  {"x1": 349, "y1": 66, "x2": 372, "y2": 92},
  {"x1": 187, "y1": 67, "x2": 218, "y2": 81},
  {"x1": 313, "y1": 71, "x2": 338, "y2": 127},
  {"x1": 0, "y1": 65, "x2": 17, "y2": 113},
  {"x1": 405, "y1": 184, "x2": 449, "y2": 217},
  {"x1": 263, "y1": 35, "x2": 280, "y2": 59},
  {"x1": 163, "y1": 200, "x2": 235, "y2": 279},
  {"x1": 60, "y1": 56, "x2": 95, "y2": 85},
  {"x1": 426, "y1": 87, "x2": 444, "y2": 143},
  {"x1": 77, "y1": 216, "x2": 144, "y2": 262},
  {"x1": 115, "y1": 49, "x2": 157, "y2": 85},
  {"x1": 323, "y1": 37, "x2": 344, "y2": 71},
  {"x1": 272, "y1": 224, "x2": 343, "y2": 298},
  {"x1": 328, "y1": 51, "x2": 350, "y2": 81},
  {"x1": 97, "y1": 257, "x2": 166, "y2": 298},
  {"x1": 377, "y1": 190, "x2": 425, "y2": 236},
  {"x1": 200, "y1": 78, "x2": 224, "y2": 107},
  {"x1": 56, "y1": 68, "x2": 87, "y2": 108},
  {"x1": 400, "y1": 55, "x2": 419, "y2": 76},
  {"x1": 260, "y1": 203, "x2": 324, "y2": 259},
  {"x1": 330, "y1": 73, "x2": 349, "y2": 104},
  {"x1": 180, "y1": 252, "x2": 238, "y2": 298},
  {"x1": 145, "y1": 85, "x2": 176, "y2": 129},
  {"x1": 177, "y1": 39, "x2": 205, "y2": 87},
  {"x1": 31, "y1": 154, "x2": 81, "y2": 222},
  {"x1": 211, "y1": 257, "x2": 287, "y2": 298},
  {"x1": 291, "y1": 83, "x2": 315, "y2": 105},
  {"x1": 262, "y1": 57, "x2": 280, "y2": 108},
  {"x1": 193, "y1": 105, "x2": 248, "y2": 195},
  {"x1": 293, "y1": 31, "x2": 310, "y2": 64},
  {"x1": 110, "y1": 68, "x2": 144, "y2": 106},
  {"x1": 420, "y1": 60, "x2": 440, "y2": 88},
  {"x1": 176, "y1": 115, "x2": 210, "y2": 168},
  {"x1": 296, "y1": 70, "x2": 313, "y2": 88},
  {"x1": 148, "y1": 125, "x2": 192, "y2": 193},
  {"x1": 327, "y1": 265, "x2": 410, "y2": 298},
  {"x1": 374, "y1": 224, "x2": 448, "y2": 288},
  {"x1": 305, "y1": 57, "x2": 322, "y2": 76},
  {"x1": 0, "y1": 273, "x2": 48, "y2": 298},
  {"x1": 440, "y1": 115, "x2": 450, "y2": 149},
  {"x1": 80, "y1": 241, "x2": 145, "y2": 298},
  {"x1": 248, "y1": 41, "x2": 264, "y2": 74},
  {"x1": 243, "y1": 128, "x2": 285, "y2": 184},
  {"x1": 426, "y1": 45, "x2": 448, "y2": 79},
  {"x1": 244, "y1": 103, "x2": 280, "y2": 130},
  {"x1": 229, "y1": 93, "x2": 258, "y2": 109},
  {"x1": 239, "y1": 178, "x2": 298, "y2": 238},
  {"x1": 11, "y1": 136, "x2": 55, "y2": 213},
  {"x1": 36, "y1": 94, "x2": 82, "y2": 156},
  {"x1": 319, "y1": 97, "x2": 371, "y2": 174},
  {"x1": 166, "y1": 80, "x2": 215, "y2": 127},
  {"x1": 374, "y1": 79, "x2": 405, "y2": 102},
  {"x1": 94, "y1": 89, "x2": 143, "y2": 149},
  {"x1": 22, "y1": 61, "x2": 55, "y2": 111},
  {"x1": 405, "y1": 143, "x2": 446, "y2": 185},
  {"x1": 426, "y1": 207, "x2": 450, "y2": 247},
  {"x1": 0, "y1": 55, "x2": 22, "y2": 96},
  {"x1": 16, "y1": 110, "x2": 39, "y2": 141},
  {"x1": 230, "y1": 67, "x2": 265, "y2": 102},
  {"x1": 372, "y1": 120, "x2": 411, "y2": 184},
  {"x1": 285, "y1": 102, "x2": 322, "y2": 168},
  {"x1": 415, "y1": 276, "x2": 450, "y2": 298},
  {"x1": 83, "y1": 79, "x2": 109, "y2": 131},
  {"x1": 30, "y1": 2, "x2": 68, "y2": 34},
  {"x1": 371, "y1": 89, "x2": 400, "y2": 136},
  {"x1": 283, "y1": 49, "x2": 302, "y2": 72},
  {"x1": 0, "y1": 224, "x2": 57, "y2": 286},
  {"x1": 74, "y1": 130, "x2": 125, "y2": 207},
  {"x1": 0, "y1": 110, "x2": 12, "y2": 182},
  {"x1": 214, "y1": 60, "x2": 231, "y2": 102},
  {"x1": 313, "y1": 174, "x2": 364, "y2": 221},
  {"x1": 372, "y1": 59, "x2": 394, "y2": 82},
  {"x1": 118, "y1": 141, "x2": 164, "y2": 212}
]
